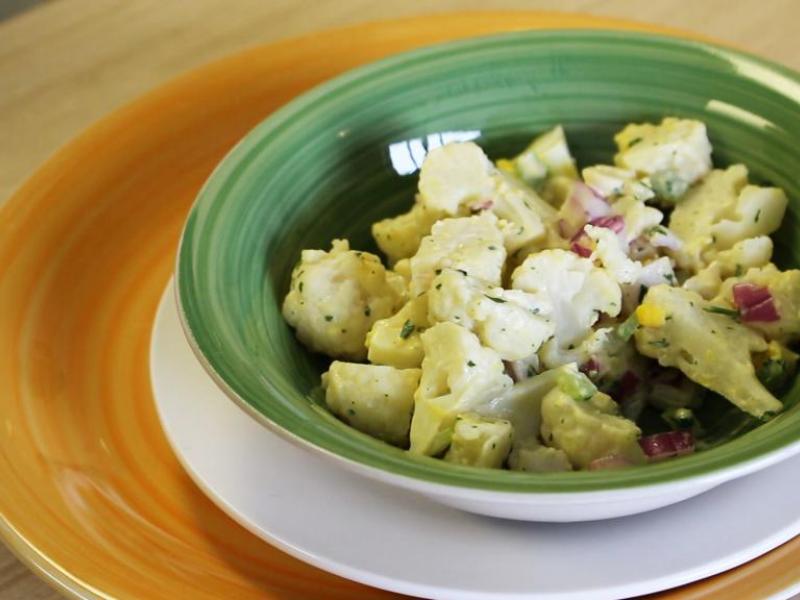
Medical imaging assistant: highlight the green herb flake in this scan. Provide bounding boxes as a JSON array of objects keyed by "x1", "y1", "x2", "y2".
[
  {"x1": 399, "y1": 320, "x2": 415, "y2": 339},
  {"x1": 755, "y1": 209, "x2": 761, "y2": 223},
  {"x1": 628, "y1": 137, "x2": 643, "y2": 148},
  {"x1": 488, "y1": 245, "x2": 497, "y2": 251},
  {"x1": 435, "y1": 283, "x2": 442, "y2": 290},
  {"x1": 484, "y1": 295, "x2": 506, "y2": 304},
  {"x1": 347, "y1": 408, "x2": 356, "y2": 416},
  {"x1": 735, "y1": 264, "x2": 744, "y2": 277},
  {"x1": 456, "y1": 269, "x2": 468, "y2": 276},
  {"x1": 364, "y1": 306, "x2": 371, "y2": 317},
  {"x1": 467, "y1": 360, "x2": 476, "y2": 367},
  {"x1": 298, "y1": 282, "x2": 304, "y2": 293},
  {"x1": 648, "y1": 338, "x2": 670, "y2": 348},
  {"x1": 435, "y1": 268, "x2": 442, "y2": 275},
  {"x1": 703, "y1": 305, "x2": 740, "y2": 319},
  {"x1": 616, "y1": 313, "x2": 640, "y2": 341},
  {"x1": 324, "y1": 315, "x2": 333, "y2": 322}
]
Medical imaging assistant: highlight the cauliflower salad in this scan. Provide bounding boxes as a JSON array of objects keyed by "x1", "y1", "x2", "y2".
[{"x1": 281, "y1": 118, "x2": 798, "y2": 472}]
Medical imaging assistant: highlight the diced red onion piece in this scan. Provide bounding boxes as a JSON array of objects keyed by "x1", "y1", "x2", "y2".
[
  {"x1": 589, "y1": 215, "x2": 625, "y2": 233},
  {"x1": 589, "y1": 455, "x2": 633, "y2": 471},
  {"x1": 639, "y1": 431, "x2": 695, "y2": 460},
  {"x1": 580, "y1": 358, "x2": 601, "y2": 377},
  {"x1": 741, "y1": 298, "x2": 780, "y2": 322},
  {"x1": 732, "y1": 282, "x2": 772, "y2": 309},
  {"x1": 571, "y1": 241, "x2": 592, "y2": 258},
  {"x1": 619, "y1": 370, "x2": 640, "y2": 398},
  {"x1": 469, "y1": 198, "x2": 494, "y2": 213},
  {"x1": 572, "y1": 181, "x2": 611, "y2": 220}
]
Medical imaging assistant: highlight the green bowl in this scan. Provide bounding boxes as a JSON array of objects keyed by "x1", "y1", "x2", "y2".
[{"x1": 176, "y1": 30, "x2": 800, "y2": 500}]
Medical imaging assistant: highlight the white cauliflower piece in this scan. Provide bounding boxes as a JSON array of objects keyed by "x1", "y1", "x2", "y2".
[
  {"x1": 366, "y1": 294, "x2": 429, "y2": 369},
  {"x1": 669, "y1": 165, "x2": 787, "y2": 271},
  {"x1": 613, "y1": 117, "x2": 712, "y2": 189},
  {"x1": 511, "y1": 249, "x2": 621, "y2": 351},
  {"x1": 427, "y1": 269, "x2": 554, "y2": 360},
  {"x1": 525, "y1": 125, "x2": 579, "y2": 178},
  {"x1": 282, "y1": 239, "x2": 405, "y2": 360},
  {"x1": 582, "y1": 165, "x2": 655, "y2": 202},
  {"x1": 684, "y1": 236, "x2": 773, "y2": 299},
  {"x1": 540, "y1": 388, "x2": 643, "y2": 469},
  {"x1": 418, "y1": 142, "x2": 495, "y2": 215},
  {"x1": 322, "y1": 362, "x2": 420, "y2": 446},
  {"x1": 371, "y1": 200, "x2": 444, "y2": 265},
  {"x1": 634, "y1": 285, "x2": 781, "y2": 418},
  {"x1": 417, "y1": 141, "x2": 554, "y2": 251},
  {"x1": 444, "y1": 413, "x2": 513, "y2": 469},
  {"x1": 586, "y1": 225, "x2": 676, "y2": 287},
  {"x1": 409, "y1": 323, "x2": 512, "y2": 456},
  {"x1": 713, "y1": 263, "x2": 800, "y2": 344},
  {"x1": 409, "y1": 212, "x2": 505, "y2": 295},
  {"x1": 610, "y1": 195, "x2": 665, "y2": 244}
]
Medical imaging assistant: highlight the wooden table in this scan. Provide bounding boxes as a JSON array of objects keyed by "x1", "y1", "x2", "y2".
[{"x1": 1, "y1": 1, "x2": 798, "y2": 597}]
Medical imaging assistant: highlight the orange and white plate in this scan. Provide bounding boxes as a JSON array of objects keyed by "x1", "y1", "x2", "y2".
[{"x1": 1, "y1": 12, "x2": 799, "y2": 600}]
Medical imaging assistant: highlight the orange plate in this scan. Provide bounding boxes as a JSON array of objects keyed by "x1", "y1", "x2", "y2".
[{"x1": 0, "y1": 11, "x2": 798, "y2": 600}]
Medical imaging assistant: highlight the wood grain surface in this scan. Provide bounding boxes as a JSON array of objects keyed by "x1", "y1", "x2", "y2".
[{"x1": 1, "y1": 1, "x2": 798, "y2": 598}]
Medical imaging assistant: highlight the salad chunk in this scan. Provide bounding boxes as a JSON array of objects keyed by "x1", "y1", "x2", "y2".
[{"x1": 283, "y1": 118, "x2": 798, "y2": 472}]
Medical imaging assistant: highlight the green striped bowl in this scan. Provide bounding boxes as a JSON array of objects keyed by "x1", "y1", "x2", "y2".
[{"x1": 176, "y1": 30, "x2": 800, "y2": 516}]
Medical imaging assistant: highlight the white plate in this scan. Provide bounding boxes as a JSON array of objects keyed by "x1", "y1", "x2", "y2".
[{"x1": 151, "y1": 283, "x2": 800, "y2": 599}]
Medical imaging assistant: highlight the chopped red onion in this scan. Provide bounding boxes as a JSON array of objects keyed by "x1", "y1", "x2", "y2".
[
  {"x1": 572, "y1": 181, "x2": 611, "y2": 220},
  {"x1": 571, "y1": 241, "x2": 592, "y2": 258},
  {"x1": 589, "y1": 215, "x2": 625, "y2": 233},
  {"x1": 742, "y1": 298, "x2": 780, "y2": 322},
  {"x1": 619, "y1": 370, "x2": 640, "y2": 398},
  {"x1": 468, "y1": 198, "x2": 494, "y2": 213},
  {"x1": 639, "y1": 431, "x2": 694, "y2": 460},
  {"x1": 589, "y1": 455, "x2": 633, "y2": 471},
  {"x1": 732, "y1": 283, "x2": 779, "y2": 322},
  {"x1": 580, "y1": 358, "x2": 601, "y2": 377},
  {"x1": 732, "y1": 282, "x2": 772, "y2": 308}
]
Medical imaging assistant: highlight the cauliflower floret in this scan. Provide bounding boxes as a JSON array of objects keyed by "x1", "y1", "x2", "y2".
[
  {"x1": 540, "y1": 387, "x2": 643, "y2": 469},
  {"x1": 366, "y1": 295, "x2": 429, "y2": 368},
  {"x1": 582, "y1": 165, "x2": 655, "y2": 202},
  {"x1": 409, "y1": 212, "x2": 505, "y2": 295},
  {"x1": 713, "y1": 263, "x2": 800, "y2": 344},
  {"x1": 371, "y1": 200, "x2": 444, "y2": 265},
  {"x1": 613, "y1": 117, "x2": 712, "y2": 191},
  {"x1": 322, "y1": 362, "x2": 420, "y2": 446},
  {"x1": 634, "y1": 285, "x2": 781, "y2": 418},
  {"x1": 586, "y1": 225, "x2": 676, "y2": 287},
  {"x1": 610, "y1": 195, "x2": 665, "y2": 244},
  {"x1": 282, "y1": 240, "x2": 405, "y2": 360},
  {"x1": 427, "y1": 269, "x2": 554, "y2": 360},
  {"x1": 417, "y1": 141, "x2": 554, "y2": 251},
  {"x1": 684, "y1": 236, "x2": 773, "y2": 299},
  {"x1": 418, "y1": 142, "x2": 496, "y2": 215},
  {"x1": 393, "y1": 258, "x2": 412, "y2": 285},
  {"x1": 409, "y1": 323, "x2": 512, "y2": 456},
  {"x1": 508, "y1": 438, "x2": 572, "y2": 472},
  {"x1": 444, "y1": 413, "x2": 514, "y2": 469},
  {"x1": 512, "y1": 249, "x2": 621, "y2": 353},
  {"x1": 669, "y1": 165, "x2": 787, "y2": 271}
]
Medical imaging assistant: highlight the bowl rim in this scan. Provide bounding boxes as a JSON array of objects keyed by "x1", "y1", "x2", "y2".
[{"x1": 176, "y1": 28, "x2": 800, "y2": 495}]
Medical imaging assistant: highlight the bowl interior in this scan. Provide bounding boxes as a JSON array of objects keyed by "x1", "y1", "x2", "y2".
[{"x1": 178, "y1": 30, "x2": 800, "y2": 492}]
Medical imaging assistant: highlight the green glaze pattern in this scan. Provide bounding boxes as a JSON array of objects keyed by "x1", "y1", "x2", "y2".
[{"x1": 177, "y1": 30, "x2": 800, "y2": 492}]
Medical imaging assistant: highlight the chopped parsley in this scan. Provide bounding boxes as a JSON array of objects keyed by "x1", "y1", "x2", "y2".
[
  {"x1": 735, "y1": 264, "x2": 744, "y2": 277},
  {"x1": 703, "y1": 305, "x2": 740, "y2": 319},
  {"x1": 435, "y1": 268, "x2": 442, "y2": 275},
  {"x1": 488, "y1": 245, "x2": 497, "y2": 251},
  {"x1": 616, "y1": 312, "x2": 639, "y2": 341},
  {"x1": 755, "y1": 209, "x2": 761, "y2": 223},
  {"x1": 648, "y1": 338, "x2": 670, "y2": 348},
  {"x1": 298, "y1": 282, "x2": 304, "y2": 293},
  {"x1": 324, "y1": 315, "x2": 333, "y2": 322},
  {"x1": 399, "y1": 320, "x2": 415, "y2": 339},
  {"x1": 484, "y1": 295, "x2": 506, "y2": 303},
  {"x1": 456, "y1": 269, "x2": 468, "y2": 276},
  {"x1": 364, "y1": 306, "x2": 371, "y2": 317},
  {"x1": 628, "y1": 137, "x2": 643, "y2": 147},
  {"x1": 435, "y1": 283, "x2": 442, "y2": 290},
  {"x1": 467, "y1": 360, "x2": 476, "y2": 367}
]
